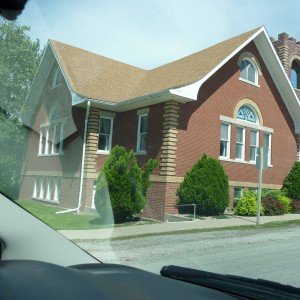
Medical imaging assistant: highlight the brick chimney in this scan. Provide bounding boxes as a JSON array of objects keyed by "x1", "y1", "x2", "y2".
[{"x1": 272, "y1": 32, "x2": 300, "y2": 75}]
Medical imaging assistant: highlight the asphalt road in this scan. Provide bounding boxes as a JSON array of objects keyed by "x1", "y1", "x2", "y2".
[{"x1": 76, "y1": 225, "x2": 300, "y2": 288}]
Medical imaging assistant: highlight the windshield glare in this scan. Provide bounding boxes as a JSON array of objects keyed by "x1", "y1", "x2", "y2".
[{"x1": 1, "y1": 0, "x2": 300, "y2": 289}]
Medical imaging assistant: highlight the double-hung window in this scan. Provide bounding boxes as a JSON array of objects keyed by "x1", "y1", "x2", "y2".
[
  {"x1": 264, "y1": 133, "x2": 272, "y2": 166},
  {"x1": 235, "y1": 126, "x2": 245, "y2": 160},
  {"x1": 136, "y1": 113, "x2": 148, "y2": 153},
  {"x1": 98, "y1": 117, "x2": 113, "y2": 153},
  {"x1": 39, "y1": 106, "x2": 65, "y2": 156},
  {"x1": 220, "y1": 123, "x2": 230, "y2": 158},
  {"x1": 250, "y1": 130, "x2": 259, "y2": 162}
]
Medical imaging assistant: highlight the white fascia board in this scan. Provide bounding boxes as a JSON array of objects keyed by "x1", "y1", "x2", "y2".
[
  {"x1": 84, "y1": 90, "x2": 191, "y2": 112},
  {"x1": 254, "y1": 28, "x2": 300, "y2": 133},
  {"x1": 169, "y1": 27, "x2": 265, "y2": 101}
]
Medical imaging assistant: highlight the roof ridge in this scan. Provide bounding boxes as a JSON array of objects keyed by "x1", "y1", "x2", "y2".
[{"x1": 49, "y1": 27, "x2": 263, "y2": 102}]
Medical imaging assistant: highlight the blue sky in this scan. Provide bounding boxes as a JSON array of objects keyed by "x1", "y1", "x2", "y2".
[{"x1": 17, "y1": 0, "x2": 300, "y2": 69}]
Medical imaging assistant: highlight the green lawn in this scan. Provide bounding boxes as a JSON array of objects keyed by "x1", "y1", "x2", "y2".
[{"x1": 16, "y1": 200, "x2": 111, "y2": 230}]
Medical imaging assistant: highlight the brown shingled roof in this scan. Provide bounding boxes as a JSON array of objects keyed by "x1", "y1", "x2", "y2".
[{"x1": 50, "y1": 27, "x2": 261, "y2": 103}]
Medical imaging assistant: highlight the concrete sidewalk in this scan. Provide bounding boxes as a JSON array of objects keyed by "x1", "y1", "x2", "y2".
[{"x1": 59, "y1": 214, "x2": 300, "y2": 241}]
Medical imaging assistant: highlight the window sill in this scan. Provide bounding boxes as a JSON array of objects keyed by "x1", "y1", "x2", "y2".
[
  {"x1": 239, "y1": 78, "x2": 260, "y2": 87},
  {"x1": 220, "y1": 157, "x2": 273, "y2": 168},
  {"x1": 97, "y1": 150, "x2": 110, "y2": 155},
  {"x1": 37, "y1": 153, "x2": 63, "y2": 157},
  {"x1": 219, "y1": 157, "x2": 256, "y2": 165}
]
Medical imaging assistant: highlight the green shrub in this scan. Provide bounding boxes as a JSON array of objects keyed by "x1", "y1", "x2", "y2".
[
  {"x1": 291, "y1": 199, "x2": 300, "y2": 213},
  {"x1": 262, "y1": 194, "x2": 284, "y2": 216},
  {"x1": 261, "y1": 190, "x2": 291, "y2": 214},
  {"x1": 176, "y1": 154, "x2": 229, "y2": 216},
  {"x1": 235, "y1": 190, "x2": 264, "y2": 216},
  {"x1": 277, "y1": 194, "x2": 291, "y2": 214},
  {"x1": 94, "y1": 146, "x2": 158, "y2": 223},
  {"x1": 282, "y1": 161, "x2": 300, "y2": 200}
]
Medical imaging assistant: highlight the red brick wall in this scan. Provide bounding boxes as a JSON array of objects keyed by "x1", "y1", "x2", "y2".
[
  {"x1": 95, "y1": 103, "x2": 164, "y2": 174},
  {"x1": 143, "y1": 182, "x2": 166, "y2": 220},
  {"x1": 176, "y1": 42, "x2": 297, "y2": 186}
]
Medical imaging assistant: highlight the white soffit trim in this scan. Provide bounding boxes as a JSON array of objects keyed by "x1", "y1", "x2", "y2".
[{"x1": 169, "y1": 27, "x2": 265, "y2": 101}]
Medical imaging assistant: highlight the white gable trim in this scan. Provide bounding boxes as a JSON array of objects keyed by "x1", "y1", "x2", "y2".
[
  {"x1": 169, "y1": 27, "x2": 265, "y2": 101},
  {"x1": 169, "y1": 27, "x2": 300, "y2": 134}
]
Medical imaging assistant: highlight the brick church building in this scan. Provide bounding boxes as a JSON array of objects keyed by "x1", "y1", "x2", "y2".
[{"x1": 20, "y1": 27, "x2": 300, "y2": 220}]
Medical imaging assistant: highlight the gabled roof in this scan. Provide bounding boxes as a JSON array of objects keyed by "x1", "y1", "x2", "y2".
[
  {"x1": 27, "y1": 26, "x2": 300, "y2": 133},
  {"x1": 50, "y1": 27, "x2": 259, "y2": 103}
]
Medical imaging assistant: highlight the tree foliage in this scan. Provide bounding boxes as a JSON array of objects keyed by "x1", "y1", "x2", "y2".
[
  {"x1": 94, "y1": 146, "x2": 158, "y2": 223},
  {"x1": 0, "y1": 19, "x2": 42, "y2": 198},
  {"x1": 281, "y1": 161, "x2": 300, "y2": 200},
  {"x1": 176, "y1": 154, "x2": 229, "y2": 216}
]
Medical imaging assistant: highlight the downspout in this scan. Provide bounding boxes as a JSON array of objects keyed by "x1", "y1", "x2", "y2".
[{"x1": 56, "y1": 100, "x2": 91, "y2": 214}]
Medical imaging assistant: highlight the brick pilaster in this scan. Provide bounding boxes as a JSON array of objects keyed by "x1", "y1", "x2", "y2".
[
  {"x1": 160, "y1": 101, "x2": 179, "y2": 176},
  {"x1": 84, "y1": 108, "x2": 99, "y2": 178}
]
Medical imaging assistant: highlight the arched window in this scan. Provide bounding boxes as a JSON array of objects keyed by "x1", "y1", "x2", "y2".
[
  {"x1": 237, "y1": 105, "x2": 258, "y2": 123},
  {"x1": 52, "y1": 67, "x2": 63, "y2": 88},
  {"x1": 240, "y1": 59, "x2": 258, "y2": 84},
  {"x1": 291, "y1": 60, "x2": 300, "y2": 89}
]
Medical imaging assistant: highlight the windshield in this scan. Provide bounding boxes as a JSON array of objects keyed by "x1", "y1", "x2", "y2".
[{"x1": 2, "y1": 0, "x2": 300, "y2": 289}]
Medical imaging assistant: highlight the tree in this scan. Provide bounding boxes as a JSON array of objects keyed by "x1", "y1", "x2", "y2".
[
  {"x1": 281, "y1": 161, "x2": 300, "y2": 200},
  {"x1": 0, "y1": 19, "x2": 42, "y2": 116},
  {"x1": 177, "y1": 154, "x2": 229, "y2": 215},
  {"x1": 94, "y1": 146, "x2": 158, "y2": 223},
  {"x1": 0, "y1": 19, "x2": 42, "y2": 199}
]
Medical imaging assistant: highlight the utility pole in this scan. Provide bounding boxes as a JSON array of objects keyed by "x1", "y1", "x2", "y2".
[{"x1": 256, "y1": 147, "x2": 268, "y2": 225}]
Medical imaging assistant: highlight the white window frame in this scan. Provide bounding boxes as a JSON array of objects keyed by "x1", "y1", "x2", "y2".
[
  {"x1": 53, "y1": 177, "x2": 60, "y2": 202},
  {"x1": 264, "y1": 132, "x2": 272, "y2": 166},
  {"x1": 136, "y1": 113, "x2": 148, "y2": 154},
  {"x1": 250, "y1": 130, "x2": 259, "y2": 163},
  {"x1": 52, "y1": 67, "x2": 63, "y2": 89},
  {"x1": 235, "y1": 126, "x2": 245, "y2": 160},
  {"x1": 32, "y1": 177, "x2": 38, "y2": 198},
  {"x1": 32, "y1": 175, "x2": 60, "y2": 203},
  {"x1": 239, "y1": 58, "x2": 259, "y2": 86},
  {"x1": 233, "y1": 187, "x2": 243, "y2": 207},
  {"x1": 97, "y1": 116, "x2": 114, "y2": 154},
  {"x1": 38, "y1": 123, "x2": 65, "y2": 156},
  {"x1": 220, "y1": 123, "x2": 231, "y2": 159}
]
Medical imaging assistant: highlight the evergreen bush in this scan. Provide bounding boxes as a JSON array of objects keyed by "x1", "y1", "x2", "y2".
[
  {"x1": 282, "y1": 161, "x2": 300, "y2": 200},
  {"x1": 176, "y1": 154, "x2": 229, "y2": 216},
  {"x1": 94, "y1": 145, "x2": 158, "y2": 223}
]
